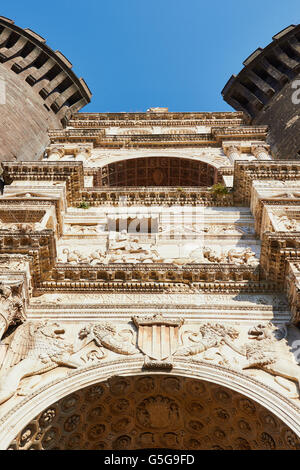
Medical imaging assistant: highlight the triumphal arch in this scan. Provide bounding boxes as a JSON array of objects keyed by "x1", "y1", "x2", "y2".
[{"x1": 1, "y1": 17, "x2": 300, "y2": 450}]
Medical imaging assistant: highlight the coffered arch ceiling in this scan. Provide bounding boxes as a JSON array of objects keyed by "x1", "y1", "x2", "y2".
[
  {"x1": 93, "y1": 157, "x2": 221, "y2": 187},
  {"x1": 8, "y1": 374, "x2": 300, "y2": 450}
]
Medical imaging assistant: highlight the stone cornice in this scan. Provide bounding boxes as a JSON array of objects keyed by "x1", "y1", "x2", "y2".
[
  {"x1": 49, "y1": 130, "x2": 217, "y2": 147},
  {"x1": 234, "y1": 160, "x2": 300, "y2": 204},
  {"x1": 81, "y1": 187, "x2": 234, "y2": 207},
  {"x1": 46, "y1": 261, "x2": 260, "y2": 292},
  {"x1": 212, "y1": 126, "x2": 268, "y2": 142},
  {"x1": 48, "y1": 128, "x2": 267, "y2": 149},
  {"x1": 2, "y1": 161, "x2": 84, "y2": 206},
  {"x1": 68, "y1": 118, "x2": 246, "y2": 128},
  {"x1": 71, "y1": 111, "x2": 246, "y2": 122}
]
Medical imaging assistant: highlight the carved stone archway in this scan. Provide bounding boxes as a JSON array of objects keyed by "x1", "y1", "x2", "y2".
[
  {"x1": 1, "y1": 359, "x2": 300, "y2": 450},
  {"x1": 93, "y1": 157, "x2": 221, "y2": 187},
  {"x1": 7, "y1": 373, "x2": 300, "y2": 451}
]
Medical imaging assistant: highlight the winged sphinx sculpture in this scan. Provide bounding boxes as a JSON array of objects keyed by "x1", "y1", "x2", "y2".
[{"x1": 0, "y1": 321, "x2": 138, "y2": 405}]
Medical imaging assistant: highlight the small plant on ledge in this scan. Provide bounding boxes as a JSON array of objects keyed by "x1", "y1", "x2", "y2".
[
  {"x1": 177, "y1": 187, "x2": 187, "y2": 196},
  {"x1": 209, "y1": 183, "x2": 231, "y2": 197},
  {"x1": 78, "y1": 201, "x2": 90, "y2": 209}
]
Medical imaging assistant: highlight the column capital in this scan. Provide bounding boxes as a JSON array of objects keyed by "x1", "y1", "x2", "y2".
[
  {"x1": 222, "y1": 143, "x2": 242, "y2": 156},
  {"x1": 74, "y1": 145, "x2": 93, "y2": 161},
  {"x1": 47, "y1": 146, "x2": 65, "y2": 160},
  {"x1": 222, "y1": 143, "x2": 243, "y2": 164},
  {"x1": 251, "y1": 144, "x2": 272, "y2": 160}
]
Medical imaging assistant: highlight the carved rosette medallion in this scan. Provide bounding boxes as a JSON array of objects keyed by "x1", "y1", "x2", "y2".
[{"x1": 132, "y1": 315, "x2": 184, "y2": 369}]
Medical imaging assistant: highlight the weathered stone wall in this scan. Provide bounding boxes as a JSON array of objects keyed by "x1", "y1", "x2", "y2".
[
  {"x1": 0, "y1": 16, "x2": 91, "y2": 161},
  {"x1": 0, "y1": 66, "x2": 64, "y2": 161},
  {"x1": 222, "y1": 25, "x2": 300, "y2": 160}
]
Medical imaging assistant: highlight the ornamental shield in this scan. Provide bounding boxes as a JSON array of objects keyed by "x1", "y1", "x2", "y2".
[{"x1": 132, "y1": 315, "x2": 183, "y2": 362}]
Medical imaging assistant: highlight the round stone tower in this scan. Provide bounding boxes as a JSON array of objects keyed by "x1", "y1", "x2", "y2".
[
  {"x1": 0, "y1": 16, "x2": 91, "y2": 161},
  {"x1": 222, "y1": 25, "x2": 300, "y2": 160}
]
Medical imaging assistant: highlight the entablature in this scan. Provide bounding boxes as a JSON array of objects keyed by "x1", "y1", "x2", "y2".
[{"x1": 234, "y1": 161, "x2": 300, "y2": 204}]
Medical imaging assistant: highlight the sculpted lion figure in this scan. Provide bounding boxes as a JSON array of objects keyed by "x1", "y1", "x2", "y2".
[
  {"x1": 0, "y1": 320, "x2": 140, "y2": 404},
  {"x1": 186, "y1": 246, "x2": 258, "y2": 266},
  {"x1": 175, "y1": 323, "x2": 240, "y2": 356},
  {"x1": 242, "y1": 323, "x2": 300, "y2": 391},
  {"x1": 0, "y1": 321, "x2": 94, "y2": 405},
  {"x1": 176, "y1": 321, "x2": 300, "y2": 395}
]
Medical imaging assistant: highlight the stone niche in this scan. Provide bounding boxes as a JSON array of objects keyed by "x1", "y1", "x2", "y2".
[{"x1": 8, "y1": 375, "x2": 300, "y2": 450}]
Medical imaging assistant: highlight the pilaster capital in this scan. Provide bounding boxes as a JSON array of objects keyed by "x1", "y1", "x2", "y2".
[
  {"x1": 74, "y1": 144, "x2": 93, "y2": 161},
  {"x1": 47, "y1": 146, "x2": 65, "y2": 160},
  {"x1": 222, "y1": 143, "x2": 242, "y2": 157},
  {"x1": 251, "y1": 144, "x2": 271, "y2": 160},
  {"x1": 74, "y1": 145, "x2": 92, "y2": 156}
]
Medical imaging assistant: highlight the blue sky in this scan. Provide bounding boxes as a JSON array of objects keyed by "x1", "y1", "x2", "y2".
[{"x1": 2, "y1": 0, "x2": 300, "y2": 113}]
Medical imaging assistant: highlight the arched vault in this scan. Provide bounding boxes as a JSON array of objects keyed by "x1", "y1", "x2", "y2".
[{"x1": 2, "y1": 358, "x2": 300, "y2": 450}]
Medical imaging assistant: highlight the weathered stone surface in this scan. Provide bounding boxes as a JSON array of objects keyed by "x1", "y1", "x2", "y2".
[
  {"x1": 7, "y1": 375, "x2": 300, "y2": 450},
  {"x1": 222, "y1": 24, "x2": 300, "y2": 160},
  {"x1": 0, "y1": 17, "x2": 91, "y2": 161}
]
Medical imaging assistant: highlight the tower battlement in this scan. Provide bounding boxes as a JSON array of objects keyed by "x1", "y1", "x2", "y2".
[{"x1": 222, "y1": 24, "x2": 300, "y2": 160}]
